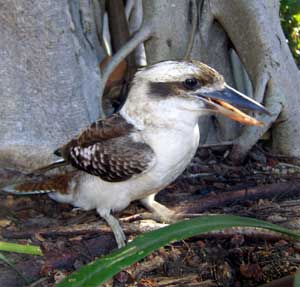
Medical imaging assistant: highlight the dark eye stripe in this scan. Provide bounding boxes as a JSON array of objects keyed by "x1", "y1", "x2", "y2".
[
  {"x1": 148, "y1": 79, "x2": 203, "y2": 98},
  {"x1": 148, "y1": 82, "x2": 173, "y2": 97}
]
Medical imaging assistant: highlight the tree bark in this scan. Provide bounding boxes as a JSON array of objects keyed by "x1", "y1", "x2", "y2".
[
  {"x1": 142, "y1": 0, "x2": 249, "y2": 144},
  {"x1": 1, "y1": 0, "x2": 300, "y2": 170},
  {"x1": 143, "y1": 0, "x2": 300, "y2": 160},
  {"x1": 0, "y1": 0, "x2": 105, "y2": 170},
  {"x1": 208, "y1": 0, "x2": 300, "y2": 161}
]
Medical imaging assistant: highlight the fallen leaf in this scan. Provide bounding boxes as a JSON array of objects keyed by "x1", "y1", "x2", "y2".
[{"x1": 0, "y1": 219, "x2": 11, "y2": 228}]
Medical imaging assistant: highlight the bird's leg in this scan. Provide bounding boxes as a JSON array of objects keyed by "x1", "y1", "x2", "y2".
[
  {"x1": 97, "y1": 209, "x2": 126, "y2": 248},
  {"x1": 71, "y1": 207, "x2": 84, "y2": 212},
  {"x1": 140, "y1": 194, "x2": 178, "y2": 224}
]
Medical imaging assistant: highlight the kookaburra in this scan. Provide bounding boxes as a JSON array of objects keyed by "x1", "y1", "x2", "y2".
[{"x1": 3, "y1": 61, "x2": 268, "y2": 248}]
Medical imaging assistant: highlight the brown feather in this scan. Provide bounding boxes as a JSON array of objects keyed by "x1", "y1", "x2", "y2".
[
  {"x1": 58, "y1": 113, "x2": 134, "y2": 158},
  {"x1": 56, "y1": 113, "x2": 155, "y2": 182},
  {"x1": 13, "y1": 173, "x2": 75, "y2": 195}
]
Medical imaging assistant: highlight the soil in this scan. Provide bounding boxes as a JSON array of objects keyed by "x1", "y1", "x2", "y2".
[{"x1": 0, "y1": 145, "x2": 300, "y2": 287}]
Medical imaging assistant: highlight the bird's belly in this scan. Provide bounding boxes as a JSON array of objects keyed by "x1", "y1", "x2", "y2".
[
  {"x1": 128, "y1": 125, "x2": 200, "y2": 200},
  {"x1": 52, "y1": 150, "x2": 194, "y2": 214},
  {"x1": 54, "y1": 126, "x2": 200, "y2": 213}
]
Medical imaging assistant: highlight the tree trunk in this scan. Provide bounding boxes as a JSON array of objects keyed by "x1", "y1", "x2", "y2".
[
  {"x1": 0, "y1": 0, "x2": 105, "y2": 170},
  {"x1": 143, "y1": 0, "x2": 300, "y2": 161},
  {"x1": 208, "y1": 0, "x2": 300, "y2": 161},
  {"x1": 1, "y1": 0, "x2": 300, "y2": 170}
]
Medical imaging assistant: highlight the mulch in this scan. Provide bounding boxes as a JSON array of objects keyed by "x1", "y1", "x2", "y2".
[{"x1": 1, "y1": 145, "x2": 300, "y2": 287}]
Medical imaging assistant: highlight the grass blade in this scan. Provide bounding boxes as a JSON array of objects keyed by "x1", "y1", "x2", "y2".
[
  {"x1": 57, "y1": 215, "x2": 300, "y2": 287},
  {"x1": 0, "y1": 252, "x2": 16, "y2": 269},
  {"x1": 0, "y1": 252, "x2": 30, "y2": 284},
  {"x1": 294, "y1": 269, "x2": 300, "y2": 287},
  {"x1": 0, "y1": 241, "x2": 42, "y2": 256}
]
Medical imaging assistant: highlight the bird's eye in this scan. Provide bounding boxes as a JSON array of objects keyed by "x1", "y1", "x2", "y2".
[{"x1": 183, "y1": 78, "x2": 199, "y2": 90}]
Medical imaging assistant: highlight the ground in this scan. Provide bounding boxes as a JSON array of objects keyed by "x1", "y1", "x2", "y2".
[{"x1": 0, "y1": 144, "x2": 300, "y2": 287}]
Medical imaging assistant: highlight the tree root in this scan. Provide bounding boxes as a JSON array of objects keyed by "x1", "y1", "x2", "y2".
[
  {"x1": 175, "y1": 181, "x2": 300, "y2": 214},
  {"x1": 99, "y1": 22, "x2": 154, "y2": 116},
  {"x1": 2, "y1": 218, "x2": 294, "y2": 246},
  {"x1": 254, "y1": 72, "x2": 270, "y2": 104},
  {"x1": 229, "y1": 71, "x2": 282, "y2": 163},
  {"x1": 258, "y1": 274, "x2": 295, "y2": 287},
  {"x1": 183, "y1": 0, "x2": 198, "y2": 60},
  {"x1": 230, "y1": 100, "x2": 282, "y2": 163}
]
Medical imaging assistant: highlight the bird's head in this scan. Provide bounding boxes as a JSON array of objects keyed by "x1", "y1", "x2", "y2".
[{"x1": 122, "y1": 61, "x2": 269, "y2": 128}]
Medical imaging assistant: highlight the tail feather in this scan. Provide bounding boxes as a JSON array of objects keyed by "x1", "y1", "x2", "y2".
[
  {"x1": 2, "y1": 182, "x2": 53, "y2": 195},
  {"x1": 31, "y1": 158, "x2": 67, "y2": 174},
  {"x1": 2, "y1": 173, "x2": 75, "y2": 196}
]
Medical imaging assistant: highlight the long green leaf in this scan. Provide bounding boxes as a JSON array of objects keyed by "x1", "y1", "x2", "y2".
[
  {"x1": 0, "y1": 241, "x2": 42, "y2": 256},
  {"x1": 0, "y1": 252, "x2": 29, "y2": 284},
  {"x1": 0, "y1": 252, "x2": 16, "y2": 269},
  {"x1": 294, "y1": 269, "x2": 300, "y2": 287},
  {"x1": 57, "y1": 215, "x2": 300, "y2": 287}
]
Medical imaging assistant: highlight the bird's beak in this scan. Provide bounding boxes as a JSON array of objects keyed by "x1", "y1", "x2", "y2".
[{"x1": 195, "y1": 84, "x2": 270, "y2": 126}]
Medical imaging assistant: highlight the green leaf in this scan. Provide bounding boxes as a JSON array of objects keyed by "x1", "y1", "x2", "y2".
[
  {"x1": 293, "y1": 13, "x2": 300, "y2": 23},
  {"x1": 0, "y1": 252, "x2": 30, "y2": 284},
  {"x1": 280, "y1": 0, "x2": 300, "y2": 64},
  {"x1": 294, "y1": 269, "x2": 300, "y2": 287},
  {"x1": 57, "y1": 215, "x2": 300, "y2": 287},
  {"x1": 0, "y1": 252, "x2": 15, "y2": 268},
  {"x1": 0, "y1": 241, "x2": 43, "y2": 256}
]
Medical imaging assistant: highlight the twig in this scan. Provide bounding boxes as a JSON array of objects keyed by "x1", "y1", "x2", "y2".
[
  {"x1": 175, "y1": 181, "x2": 300, "y2": 214},
  {"x1": 184, "y1": 0, "x2": 198, "y2": 60},
  {"x1": 3, "y1": 223, "x2": 293, "y2": 243},
  {"x1": 27, "y1": 277, "x2": 48, "y2": 287},
  {"x1": 101, "y1": 22, "x2": 153, "y2": 85},
  {"x1": 106, "y1": 0, "x2": 133, "y2": 55},
  {"x1": 100, "y1": 22, "x2": 154, "y2": 116},
  {"x1": 92, "y1": 0, "x2": 106, "y2": 57},
  {"x1": 194, "y1": 226, "x2": 295, "y2": 241},
  {"x1": 2, "y1": 220, "x2": 166, "y2": 239},
  {"x1": 199, "y1": 141, "x2": 233, "y2": 148},
  {"x1": 229, "y1": 101, "x2": 282, "y2": 163},
  {"x1": 255, "y1": 145, "x2": 300, "y2": 162},
  {"x1": 156, "y1": 275, "x2": 202, "y2": 287},
  {"x1": 258, "y1": 275, "x2": 294, "y2": 287},
  {"x1": 2, "y1": 215, "x2": 296, "y2": 243},
  {"x1": 0, "y1": 252, "x2": 29, "y2": 284},
  {"x1": 132, "y1": 254, "x2": 165, "y2": 277}
]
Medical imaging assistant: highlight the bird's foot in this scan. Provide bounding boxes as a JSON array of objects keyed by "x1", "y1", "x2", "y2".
[
  {"x1": 140, "y1": 195, "x2": 178, "y2": 224},
  {"x1": 71, "y1": 207, "x2": 84, "y2": 212},
  {"x1": 98, "y1": 210, "x2": 126, "y2": 248}
]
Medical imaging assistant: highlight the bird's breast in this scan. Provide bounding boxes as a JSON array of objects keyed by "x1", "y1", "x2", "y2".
[
  {"x1": 60, "y1": 125, "x2": 201, "y2": 212},
  {"x1": 142, "y1": 124, "x2": 200, "y2": 188}
]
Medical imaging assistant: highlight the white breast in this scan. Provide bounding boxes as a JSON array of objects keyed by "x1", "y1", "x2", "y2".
[{"x1": 142, "y1": 124, "x2": 200, "y2": 189}]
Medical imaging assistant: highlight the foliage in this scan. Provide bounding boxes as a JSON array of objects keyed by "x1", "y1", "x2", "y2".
[
  {"x1": 57, "y1": 215, "x2": 300, "y2": 287},
  {"x1": 280, "y1": 0, "x2": 300, "y2": 64},
  {"x1": 295, "y1": 268, "x2": 300, "y2": 287},
  {"x1": 0, "y1": 252, "x2": 29, "y2": 284},
  {"x1": 0, "y1": 242, "x2": 42, "y2": 283},
  {"x1": 0, "y1": 241, "x2": 42, "y2": 256}
]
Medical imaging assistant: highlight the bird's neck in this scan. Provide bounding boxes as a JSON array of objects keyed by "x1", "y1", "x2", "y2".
[
  {"x1": 120, "y1": 106, "x2": 198, "y2": 132},
  {"x1": 120, "y1": 97, "x2": 200, "y2": 132}
]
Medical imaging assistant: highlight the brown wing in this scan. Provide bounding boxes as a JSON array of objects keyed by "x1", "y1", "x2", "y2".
[
  {"x1": 76, "y1": 113, "x2": 135, "y2": 147},
  {"x1": 57, "y1": 113, "x2": 155, "y2": 182}
]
